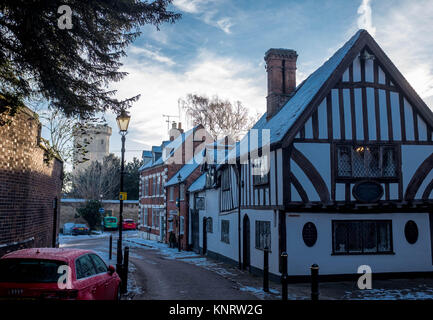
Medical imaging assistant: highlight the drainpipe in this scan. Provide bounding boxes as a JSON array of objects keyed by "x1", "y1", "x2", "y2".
[{"x1": 234, "y1": 163, "x2": 242, "y2": 270}]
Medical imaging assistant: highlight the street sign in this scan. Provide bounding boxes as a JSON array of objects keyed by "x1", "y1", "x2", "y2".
[
  {"x1": 99, "y1": 207, "x2": 105, "y2": 214},
  {"x1": 119, "y1": 192, "x2": 127, "y2": 200}
]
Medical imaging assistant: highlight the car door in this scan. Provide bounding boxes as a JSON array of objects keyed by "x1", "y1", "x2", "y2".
[
  {"x1": 75, "y1": 254, "x2": 102, "y2": 299},
  {"x1": 89, "y1": 254, "x2": 116, "y2": 300}
]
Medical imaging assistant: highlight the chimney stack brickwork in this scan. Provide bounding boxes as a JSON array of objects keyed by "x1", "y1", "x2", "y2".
[{"x1": 264, "y1": 48, "x2": 298, "y2": 120}]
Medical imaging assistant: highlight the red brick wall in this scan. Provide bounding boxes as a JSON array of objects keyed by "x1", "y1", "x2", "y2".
[
  {"x1": 165, "y1": 166, "x2": 203, "y2": 249},
  {"x1": 0, "y1": 107, "x2": 63, "y2": 257}
]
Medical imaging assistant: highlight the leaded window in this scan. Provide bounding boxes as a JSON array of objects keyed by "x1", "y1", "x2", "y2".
[
  {"x1": 337, "y1": 145, "x2": 397, "y2": 178},
  {"x1": 255, "y1": 221, "x2": 271, "y2": 250},
  {"x1": 333, "y1": 220, "x2": 392, "y2": 254},
  {"x1": 221, "y1": 168, "x2": 231, "y2": 191},
  {"x1": 221, "y1": 220, "x2": 230, "y2": 243},
  {"x1": 206, "y1": 217, "x2": 213, "y2": 233},
  {"x1": 252, "y1": 155, "x2": 269, "y2": 185}
]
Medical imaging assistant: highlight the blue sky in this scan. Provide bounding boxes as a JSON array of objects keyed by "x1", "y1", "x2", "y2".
[{"x1": 63, "y1": 0, "x2": 433, "y2": 167}]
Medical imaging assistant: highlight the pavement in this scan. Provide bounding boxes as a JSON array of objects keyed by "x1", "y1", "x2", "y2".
[{"x1": 59, "y1": 231, "x2": 433, "y2": 300}]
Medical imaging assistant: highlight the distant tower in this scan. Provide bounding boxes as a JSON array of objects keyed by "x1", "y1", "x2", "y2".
[{"x1": 72, "y1": 124, "x2": 112, "y2": 173}]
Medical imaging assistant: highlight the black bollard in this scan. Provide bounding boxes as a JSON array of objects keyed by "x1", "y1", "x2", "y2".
[
  {"x1": 280, "y1": 252, "x2": 288, "y2": 301},
  {"x1": 109, "y1": 235, "x2": 112, "y2": 260},
  {"x1": 310, "y1": 264, "x2": 319, "y2": 301},
  {"x1": 263, "y1": 247, "x2": 269, "y2": 292},
  {"x1": 121, "y1": 246, "x2": 129, "y2": 294}
]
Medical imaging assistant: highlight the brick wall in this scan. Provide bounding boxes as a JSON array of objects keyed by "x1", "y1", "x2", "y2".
[{"x1": 0, "y1": 106, "x2": 63, "y2": 257}]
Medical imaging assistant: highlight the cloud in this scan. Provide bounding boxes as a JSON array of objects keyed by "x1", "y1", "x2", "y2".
[
  {"x1": 128, "y1": 45, "x2": 175, "y2": 66},
  {"x1": 357, "y1": 0, "x2": 376, "y2": 36},
  {"x1": 216, "y1": 17, "x2": 233, "y2": 34},
  {"x1": 373, "y1": 0, "x2": 433, "y2": 99},
  {"x1": 110, "y1": 49, "x2": 265, "y2": 149},
  {"x1": 172, "y1": 0, "x2": 209, "y2": 14},
  {"x1": 173, "y1": 0, "x2": 233, "y2": 34}
]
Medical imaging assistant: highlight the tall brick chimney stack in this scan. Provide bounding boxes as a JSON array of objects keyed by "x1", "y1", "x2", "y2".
[{"x1": 264, "y1": 48, "x2": 298, "y2": 120}]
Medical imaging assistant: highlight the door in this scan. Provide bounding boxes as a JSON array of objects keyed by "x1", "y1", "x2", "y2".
[
  {"x1": 202, "y1": 217, "x2": 207, "y2": 255},
  {"x1": 191, "y1": 209, "x2": 199, "y2": 253},
  {"x1": 89, "y1": 254, "x2": 116, "y2": 300},
  {"x1": 75, "y1": 254, "x2": 102, "y2": 299},
  {"x1": 243, "y1": 215, "x2": 250, "y2": 271}
]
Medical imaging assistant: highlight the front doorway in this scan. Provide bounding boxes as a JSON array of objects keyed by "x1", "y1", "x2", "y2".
[
  {"x1": 191, "y1": 209, "x2": 200, "y2": 253},
  {"x1": 243, "y1": 215, "x2": 250, "y2": 271}
]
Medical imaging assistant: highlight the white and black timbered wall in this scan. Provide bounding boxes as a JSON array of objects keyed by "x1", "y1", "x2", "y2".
[
  {"x1": 238, "y1": 149, "x2": 284, "y2": 209},
  {"x1": 289, "y1": 51, "x2": 433, "y2": 204}
]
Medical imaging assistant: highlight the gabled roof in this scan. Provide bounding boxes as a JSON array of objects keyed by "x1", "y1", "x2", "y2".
[
  {"x1": 138, "y1": 126, "x2": 199, "y2": 171},
  {"x1": 228, "y1": 29, "x2": 433, "y2": 161},
  {"x1": 188, "y1": 173, "x2": 206, "y2": 193}
]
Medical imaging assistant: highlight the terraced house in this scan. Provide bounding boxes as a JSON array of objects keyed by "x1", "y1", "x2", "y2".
[
  {"x1": 138, "y1": 122, "x2": 212, "y2": 244},
  {"x1": 191, "y1": 29, "x2": 433, "y2": 281}
]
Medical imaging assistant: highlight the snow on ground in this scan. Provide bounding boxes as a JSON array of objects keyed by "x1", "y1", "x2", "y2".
[
  {"x1": 343, "y1": 285, "x2": 433, "y2": 300},
  {"x1": 59, "y1": 232, "x2": 111, "y2": 244},
  {"x1": 124, "y1": 237, "x2": 285, "y2": 300}
]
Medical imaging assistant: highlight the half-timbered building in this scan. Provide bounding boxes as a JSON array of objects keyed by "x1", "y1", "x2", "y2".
[{"x1": 198, "y1": 29, "x2": 433, "y2": 280}]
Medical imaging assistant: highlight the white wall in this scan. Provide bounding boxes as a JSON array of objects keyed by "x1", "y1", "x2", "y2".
[
  {"x1": 285, "y1": 212, "x2": 433, "y2": 276},
  {"x1": 241, "y1": 209, "x2": 279, "y2": 275}
]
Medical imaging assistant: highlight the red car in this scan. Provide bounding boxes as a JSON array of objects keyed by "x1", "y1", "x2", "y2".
[
  {"x1": 0, "y1": 248, "x2": 121, "y2": 300},
  {"x1": 122, "y1": 219, "x2": 137, "y2": 230}
]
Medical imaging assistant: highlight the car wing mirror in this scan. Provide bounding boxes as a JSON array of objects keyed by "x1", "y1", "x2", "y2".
[{"x1": 108, "y1": 265, "x2": 115, "y2": 275}]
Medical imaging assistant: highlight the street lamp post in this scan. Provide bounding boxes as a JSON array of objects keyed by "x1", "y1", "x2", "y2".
[
  {"x1": 116, "y1": 109, "x2": 131, "y2": 279},
  {"x1": 177, "y1": 173, "x2": 182, "y2": 252}
]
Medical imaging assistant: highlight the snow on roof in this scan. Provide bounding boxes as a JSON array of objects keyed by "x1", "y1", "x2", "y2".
[
  {"x1": 227, "y1": 30, "x2": 363, "y2": 161},
  {"x1": 188, "y1": 173, "x2": 206, "y2": 193},
  {"x1": 165, "y1": 149, "x2": 204, "y2": 187},
  {"x1": 138, "y1": 126, "x2": 198, "y2": 171}
]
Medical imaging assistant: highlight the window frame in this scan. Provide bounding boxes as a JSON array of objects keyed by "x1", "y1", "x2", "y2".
[
  {"x1": 221, "y1": 168, "x2": 231, "y2": 191},
  {"x1": 332, "y1": 220, "x2": 394, "y2": 255},
  {"x1": 255, "y1": 220, "x2": 271, "y2": 251},
  {"x1": 334, "y1": 143, "x2": 399, "y2": 182},
  {"x1": 221, "y1": 220, "x2": 230, "y2": 244},
  {"x1": 252, "y1": 155, "x2": 270, "y2": 187},
  {"x1": 75, "y1": 254, "x2": 98, "y2": 280},
  {"x1": 169, "y1": 186, "x2": 174, "y2": 201}
]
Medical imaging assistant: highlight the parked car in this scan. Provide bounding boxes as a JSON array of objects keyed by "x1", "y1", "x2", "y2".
[
  {"x1": 0, "y1": 248, "x2": 121, "y2": 300},
  {"x1": 103, "y1": 216, "x2": 118, "y2": 231},
  {"x1": 62, "y1": 222, "x2": 76, "y2": 235},
  {"x1": 122, "y1": 219, "x2": 137, "y2": 230},
  {"x1": 72, "y1": 224, "x2": 90, "y2": 235}
]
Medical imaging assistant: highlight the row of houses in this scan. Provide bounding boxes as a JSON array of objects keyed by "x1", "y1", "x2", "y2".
[{"x1": 139, "y1": 29, "x2": 433, "y2": 280}]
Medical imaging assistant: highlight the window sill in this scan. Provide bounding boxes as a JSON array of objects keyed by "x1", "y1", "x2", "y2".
[
  {"x1": 253, "y1": 183, "x2": 269, "y2": 188},
  {"x1": 331, "y1": 251, "x2": 395, "y2": 256},
  {"x1": 255, "y1": 247, "x2": 272, "y2": 253}
]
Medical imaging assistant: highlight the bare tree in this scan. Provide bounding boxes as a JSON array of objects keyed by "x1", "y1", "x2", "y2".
[
  {"x1": 179, "y1": 94, "x2": 258, "y2": 141},
  {"x1": 39, "y1": 109, "x2": 78, "y2": 164},
  {"x1": 71, "y1": 154, "x2": 120, "y2": 200}
]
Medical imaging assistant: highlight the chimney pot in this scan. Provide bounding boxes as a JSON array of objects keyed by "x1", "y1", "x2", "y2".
[{"x1": 264, "y1": 48, "x2": 298, "y2": 120}]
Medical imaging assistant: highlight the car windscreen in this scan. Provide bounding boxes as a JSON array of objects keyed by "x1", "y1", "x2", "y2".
[{"x1": 0, "y1": 258, "x2": 67, "y2": 283}]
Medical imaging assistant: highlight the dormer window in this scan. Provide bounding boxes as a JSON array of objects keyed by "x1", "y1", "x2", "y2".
[{"x1": 336, "y1": 144, "x2": 397, "y2": 179}]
